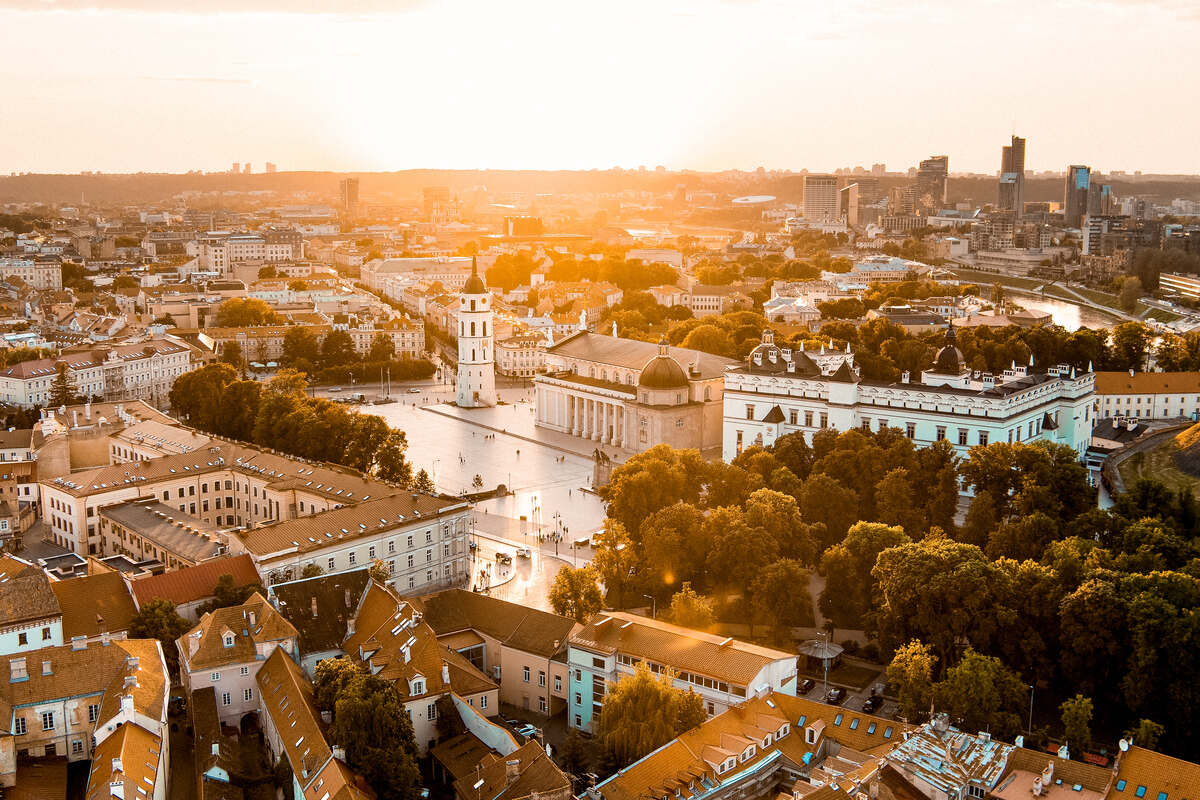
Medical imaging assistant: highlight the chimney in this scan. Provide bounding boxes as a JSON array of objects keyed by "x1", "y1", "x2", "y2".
[
  {"x1": 85, "y1": 401, "x2": 92, "y2": 419},
  {"x1": 121, "y1": 693, "x2": 134, "y2": 715},
  {"x1": 901, "y1": 371, "x2": 910, "y2": 384},
  {"x1": 248, "y1": 610, "x2": 256, "y2": 626},
  {"x1": 1042, "y1": 762, "x2": 1054, "y2": 784},
  {"x1": 211, "y1": 742, "x2": 220, "y2": 756},
  {"x1": 72, "y1": 410, "x2": 78, "y2": 427},
  {"x1": 112, "y1": 756, "x2": 123, "y2": 774},
  {"x1": 505, "y1": 759, "x2": 521, "y2": 785},
  {"x1": 311, "y1": 597, "x2": 318, "y2": 617},
  {"x1": 344, "y1": 589, "x2": 352, "y2": 607},
  {"x1": 441, "y1": 662, "x2": 450, "y2": 684},
  {"x1": 332, "y1": 745, "x2": 346, "y2": 762}
]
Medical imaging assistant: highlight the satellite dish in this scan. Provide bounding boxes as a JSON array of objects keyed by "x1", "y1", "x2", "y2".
[{"x1": 1119, "y1": 738, "x2": 1130, "y2": 752}]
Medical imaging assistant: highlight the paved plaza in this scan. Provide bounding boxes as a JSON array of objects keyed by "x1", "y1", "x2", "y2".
[{"x1": 355, "y1": 384, "x2": 611, "y2": 541}]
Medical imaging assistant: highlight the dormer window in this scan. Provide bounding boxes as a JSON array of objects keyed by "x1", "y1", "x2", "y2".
[
  {"x1": 777, "y1": 723, "x2": 789, "y2": 738},
  {"x1": 223, "y1": 635, "x2": 234, "y2": 648},
  {"x1": 740, "y1": 745, "x2": 755, "y2": 762},
  {"x1": 721, "y1": 758, "x2": 736, "y2": 774},
  {"x1": 805, "y1": 726, "x2": 817, "y2": 745},
  {"x1": 410, "y1": 678, "x2": 425, "y2": 695},
  {"x1": 761, "y1": 735, "x2": 771, "y2": 747}
]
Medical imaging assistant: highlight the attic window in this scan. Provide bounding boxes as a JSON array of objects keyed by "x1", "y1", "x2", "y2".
[
  {"x1": 776, "y1": 723, "x2": 789, "y2": 738},
  {"x1": 833, "y1": 713, "x2": 843, "y2": 726},
  {"x1": 740, "y1": 745, "x2": 755, "y2": 762},
  {"x1": 223, "y1": 635, "x2": 234, "y2": 647}
]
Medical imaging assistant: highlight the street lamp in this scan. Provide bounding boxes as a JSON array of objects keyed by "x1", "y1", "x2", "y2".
[
  {"x1": 819, "y1": 631, "x2": 830, "y2": 699},
  {"x1": 642, "y1": 595, "x2": 656, "y2": 620},
  {"x1": 1028, "y1": 683, "x2": 1035, "y2": 735}
]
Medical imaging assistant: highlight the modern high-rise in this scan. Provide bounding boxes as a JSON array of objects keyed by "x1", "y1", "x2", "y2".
[
  {"x1": 998, "y1": 135, "x2": 1026, "y2": 217},
  {"x1": 915, "y1": 155, "x2": 949, "y2": 214},
  {"x1": 339, "y1": 177, "x2": 360, "y2": 218},
  {"x1": 1064, "y1": 165, "x2": 1091, "y2": 228},
  {"x1": 839, "y1": 184, "x2": 860, "y2": 227},
  {"x1": 1087, "y1": 179, "x2": 1113, "y2": 216},
  {"x1": 803, "y1": 174, "x2": 840, "y2": 221}
]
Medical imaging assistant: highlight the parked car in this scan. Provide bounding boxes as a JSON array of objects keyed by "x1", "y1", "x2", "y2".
[
  {"x1": 328, "y1": 387, "x2": 342, "y2": 392},
  {"x1": 408, "y1": 387, "x2": 421, "y2": 393},
  {"x1": 468, "y1": 540, "x2": 478, "y2": 551},
  {"x1": 862, "y1": 695, "x2": 882, "y2": 713},
  {"x1": 798, "y1": 679, "x2": 815, "y2": 695},
  {"x1": 495, "y1": 552, "x2": 512, "y2": 565},
  {"x1": 515, "y1": 547, "x2": 531, "y2": 558},
  {"x1": 516, "y1": 724, "x2": 539, "y2": 738},
  {"x1": 824, "y1": 687, "x2": 846, "y2": 705}
]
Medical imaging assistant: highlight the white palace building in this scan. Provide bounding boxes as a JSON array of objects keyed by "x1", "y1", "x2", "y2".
[{"x1": 723, "y1": 330, "x2": 1096, "y2": 463}]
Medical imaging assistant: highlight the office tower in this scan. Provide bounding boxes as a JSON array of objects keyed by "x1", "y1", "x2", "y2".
[
  {"x1": 265, "y1": 162, "x2": 277, "y2": 174},
  {"x1": 803, "y1": 174, "x2": 840, "y2": 221},
  {"x1": 888, "y1": 185, "x2": 915, "y2": 216},
  {"x1": 854, "y1": 177, "x2": 881, "y2": 205},
  {"x1": 998, "y1": 135, "x2": 1026, "y2": 217},
  {"x1": 1064, "y1": 165, "x2": 1090, "y2": 228},
  {"x1": 839, "y1": 184, "x2": 860, "y2": 227},
  {"x1": 231, "y1": 162, "x2": 240, "y2": 174},
  {"x1": 243, "y1": 162, "x2": 251, "y2": 174},
  {"x1": 915, "y1": 155, "x2": 949, "y2": 214},
  {"x1": 1087, "y1": 179, "x2": 1113, "y2": 216},
  {"x1": 871, "y1": 163, "x2": 887, "y2": 176},
  {"x1": 339, "y1": 178, "x2": 360, "y2": 218}
]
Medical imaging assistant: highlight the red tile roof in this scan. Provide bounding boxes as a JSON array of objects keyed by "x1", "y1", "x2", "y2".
[{"x1": 129, "y1": 555, "x2": 260, "y2": 608}]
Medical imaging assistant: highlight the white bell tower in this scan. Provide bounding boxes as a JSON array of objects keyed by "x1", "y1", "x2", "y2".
[{"x1": 456, "y1": 256, "x2": 497, "y2": 408}]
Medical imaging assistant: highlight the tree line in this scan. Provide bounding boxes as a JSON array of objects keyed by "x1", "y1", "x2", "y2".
[
  {"x1": 586, "y1": 434, "x2": 1200, "y2": 758},
  {"x1": 169, "y1": 365, "x2": 415, "y2": 485}
]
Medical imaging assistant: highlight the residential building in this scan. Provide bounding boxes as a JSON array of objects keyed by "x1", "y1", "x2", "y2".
[
  {"x1": 0, "y1": 337, "x2": 196, "y2": 409},
  {"x1": 48, "y1": 568, "x2": 137, "y2": 645},
  {"x1": 266, "y1": 568, "x2": 373, "y2": 675},
  {"x1": 343, "y1": 581, "x2": 499, "y2": 752},
  {"x1": 0, "y1": 555, "x2": 63, "y2": 657},
  {"x1": 457, "y1": 258, "x2": 498, "y2": 408},
  {"x1": 417, "y1": 589, "x2": 578, "y2": 717},
  {"x1": 0, "y1": 638, "x2": 169, "y2": 791},
  {"x1": 534, "y1": 332, "x2": 737, "y2": 455},
  {"x1": 496, "y1": 333, "x2": 547, "y2": 378},
  {"x1": 722, "y1": 329, "x2": 1095, "y2": 463},
  {"x1": 567, "y1": 611, "x2": 798, "y2": 733},
  {"x1": 626, "y1": 248, "x2": 683, "y2": 268},
  {"x1": 362, "y1": 256, "x2": 473, "y2": 293},
  {"x1": 683, "y1": 285, "x2": 752, "y2": 317},
  {"x1": 451, "y1": 740, "x2": 571, "y2": 800},
  {"x1": 177, "y1": 592, "x2": 300, "y2": 725},
  {"x1": 588, "y1": 691, "x2": 900, "y2": 800},
  {"x1": 761, "y1": 296, "x2": 821, "y2": 326},
  {"x1": 0, "y1": 258, "x2": 62, "y2": 290},
  {"x1": 844, "y1": 254, "x2": 922, "y2": 283},
  {"x1": 1094, "y1": 371, "x2": 1200, "y2": 421},
  {"x1": 195, "y1": 230, "x2": 303, "y2": 276},
  {"x1": 98, "y1": 498, "x2": 226, "y2": 571},
  {"x1": 255, "y1": 647, "x2": 374, "y2": 800},
  {"x1": 998, "y1": 135, "x2": 1026, "y2": 217},
  {"x1": 803, "y1": 175, "x2": 840, "y2": 221},
  {"x1": 128, "y1": 554, "x2": 261, "y2": 623}
]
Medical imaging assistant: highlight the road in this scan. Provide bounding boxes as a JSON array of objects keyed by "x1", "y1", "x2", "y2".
[{"x1": 468, "y1": 524, "x2": 576, "y2": 612}]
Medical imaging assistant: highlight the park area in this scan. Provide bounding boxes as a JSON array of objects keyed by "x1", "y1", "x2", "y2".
[{"x1": 1118, "y1": 422, "x2": 1200, "y2": 497}]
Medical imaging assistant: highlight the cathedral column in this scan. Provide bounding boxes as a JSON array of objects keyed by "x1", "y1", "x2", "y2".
[{"x1": 602, "y1": 403, "x2": 611, "y2": 444}]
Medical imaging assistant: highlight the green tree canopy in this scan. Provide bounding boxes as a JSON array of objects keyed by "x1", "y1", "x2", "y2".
[
  {"x1": 595, "y1": 661, "x2": 707, "y2": 770},
  {"x1": 549, "y1": 565, "x2": 604, "y2": 622}
]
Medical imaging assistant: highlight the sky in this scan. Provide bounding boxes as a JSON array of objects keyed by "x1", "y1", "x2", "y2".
[{"x1": 2, "y1": 0, "x2": 1198, "y2": 176}]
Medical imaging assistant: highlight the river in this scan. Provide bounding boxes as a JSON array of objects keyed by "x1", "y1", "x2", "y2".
[{"x1": 1007, "y1": 290, "x2": 1119, "y2": 331}]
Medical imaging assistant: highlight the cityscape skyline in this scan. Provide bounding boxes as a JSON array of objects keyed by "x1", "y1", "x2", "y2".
[{"x1": 3, "y1": 0, "x2": 1199, "y2": 175}]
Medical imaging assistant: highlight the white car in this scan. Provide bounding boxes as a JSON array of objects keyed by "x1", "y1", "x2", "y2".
[{"x1": 515, "y1": 547, "x2": 531, "y2": 558}]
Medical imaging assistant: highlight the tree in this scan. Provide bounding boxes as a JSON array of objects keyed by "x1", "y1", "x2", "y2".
[
  {"x1": 549, "y1": 565, "x2": 604, "y2": 622},
  {"x1": 329, "y1": 671, "x2": 422, "y2": 800},
  {"x1": 875, "y1": 468, "x2": 924, "y2": 536},
  {"x1": 367, "y1": 333, "x2": 395, "y2": 363},
  {"x1": 887, "y1": 640, "x2": 937, "y2": 723},
  {"x1": 598, "y1": 446, "x2": 707, "y2": 535},
  {"x1": 152, "y1": 313, "x2": 176, "y2": 326},
  {"x1": 1109, "y1": 322, "x2": 1151, "y2": 372},
  {"x1": 129, "y1": 599, "x2": 190, "y2": 672},
  {"x1": 195, "y1": 574, "x2": 266, "y2": 616},
  {"x1": 342, "y1": 414, "x2": 390, "y2": 473},
  {"x1": 373, "y1": 431, "x2": 413, "y2": 486},
  {"x1": 594, "y1": 662, "x2": 707, "y2": 767},
  {"x1": 1125, "y1": 718, "x2": 1164, "y2": 751},
  {"x1": 301, "y1": 563, "x2": 324, "y2": 579},
  {"x1": 321, "y1": 329, "x2": 357, "y2": 368},
  {"x1": 665, "y1": 583, "x2": 714, "y2": 630},
  {"x1": 282, "y1": 327, "x2": 321, "y2": 367},
  {"x1": 640, "y1": 502, "x2": 709, "y2": 591},
  {"x1": 705, "y1": 506, "x2": 778, "y2": 598},
  {"x1": 412, "y1": 469, "x2": 435, "y2": 493},
  {"x1": 750, "y1": 559, "x2": 813, "y2": 642},
  {"x1": 819, "y1": 522, "x2": 909, "y2": 630},
  {"x1": 1118, "y1": 277, "x2": 1144, "y2": 313},
  {"x1": 314, "y1": 656, "x2": 364, "y2": 713},
  {"x1": 559, "y1": 729, "x2": 590, "y2": 779},
  {"x1": 368, "y1": 559, "x2": 391, "y2": 584},
  {"x1": 1060, "y1": 694, "x2": 1093, "y2": 756},
  {"x1": 799, "y1": 473, "x2": 858, "y2": 549},
  {"x1": 216, "y1": 379, "x2": 261, "y2": 441},
  {"x1": 220, "y1": 341, "x2": 245, "y2": 370},
  {"x1": 933, "y1": 648, "x2": 1026, "y2": 740},
  {"x1": 170, "y1": 363, "x2": 238, "y2": 432},
  {"x1": 216, "y1": 297, "x2": 280, "y2": 327},
  {"x1": 48, "y1": 362, "x2": 74, "y2": 408}
]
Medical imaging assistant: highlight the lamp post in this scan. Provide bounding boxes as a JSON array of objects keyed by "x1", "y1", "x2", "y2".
[
  {"x1": 1028, "y1": 683, "x2": 1035, "y2": 735},
  {"x1": 819, "y1": 631, "x2": 830, "y2": 699},
  {"x1": 642, "y1": 594, "x2": 656, "y2": 620}
]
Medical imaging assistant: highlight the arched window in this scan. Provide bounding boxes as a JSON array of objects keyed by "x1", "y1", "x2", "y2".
[
  {"x1": 472, "y1": 349, "x2": 476, "y2": 361},
  {"x1": 482, "y1": 321, "x2": 487, "y2": 336},
  {"x1": 470, "y1": 321, "x2": 476, "y2": 336},
  {"x1": 470, "y1": 299, "x2": 476, "y2": 311}
]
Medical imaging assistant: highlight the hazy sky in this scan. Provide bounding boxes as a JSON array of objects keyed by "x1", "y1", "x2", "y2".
[{"x1": 2, "y1": 0, "x2": 1198, "y2": 175}]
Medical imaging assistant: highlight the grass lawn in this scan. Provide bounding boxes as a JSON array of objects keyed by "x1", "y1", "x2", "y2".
[{"x1": 1118, "y1": 433, "x2": 1200, "y2": 498}]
